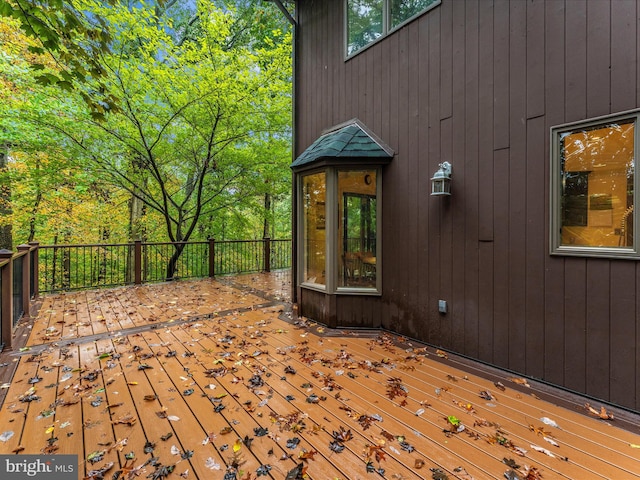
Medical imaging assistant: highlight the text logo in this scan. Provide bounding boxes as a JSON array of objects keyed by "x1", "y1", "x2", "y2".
[{"x1": 0, "y1": 455, "x2": 77, "y2": 479}]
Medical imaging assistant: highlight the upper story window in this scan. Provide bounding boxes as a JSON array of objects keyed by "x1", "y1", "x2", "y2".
[
  {"x1": 346, "y1": 0, "x2": 441, "y2": 56},
  {"x1": 550, "y1": 112, "x2": 637, "y2": 258}
]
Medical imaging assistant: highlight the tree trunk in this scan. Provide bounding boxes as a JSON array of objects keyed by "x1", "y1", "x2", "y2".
[
  {"x1": 127, "y1": 156, "x2": 147, "y2": 282},
  {"x1": 263, "y1": 192, "x2": 271, "y2": 238},
  {"x1": 0, "y1": 145, "x2": 12, "y2": 249},
  {"x1": 97, "y1": 226, "x2": 110, "y2": 283},
  {"x1": 166, "y1": 242, "x2": 186, "y2": 280},
  {"x1": 27, "y1": 189, "x2": 42, "y2": 243},
  {"x1": 27, "y1": 158, "x2": 42, "y2": 243}
]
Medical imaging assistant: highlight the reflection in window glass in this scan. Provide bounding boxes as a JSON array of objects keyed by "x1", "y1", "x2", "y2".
[
  {"x1": 559, "y1": 121, "x2": 634, "y2": 248},
  {"x1": 390, "y1": 0, "x2": 438, "y2": 28},
  {"x1": 302, "y1": 173, "x2": 326, "y2": 285},
  {"x1": 347, "y1": 0, "x2": 440, "y2": 55},
  {"x1": 347, "y1": 0, "x2": 384, "y2": 56},
  {"x1": 338, "y1": 170, "x2": 377, "y2": 288}
]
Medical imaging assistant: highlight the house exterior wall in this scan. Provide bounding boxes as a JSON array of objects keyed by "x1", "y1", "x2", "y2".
[{"x1": 294, "y1": 0, "x2": 640, "y2": 411}]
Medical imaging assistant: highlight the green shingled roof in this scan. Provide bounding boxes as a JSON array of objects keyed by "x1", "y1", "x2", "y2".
[{"x1": 291, "y1": 121, "x2": 393, "y2": 168}]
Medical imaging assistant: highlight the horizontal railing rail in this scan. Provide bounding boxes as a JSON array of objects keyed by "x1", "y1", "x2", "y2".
[{"x1": 0, "y1": 238, "x2": 291, "y2": 351}]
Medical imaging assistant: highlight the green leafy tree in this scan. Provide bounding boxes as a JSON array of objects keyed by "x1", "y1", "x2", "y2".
[{"x1": 32, "y1": 1, "x2": 292, "y2": 278}]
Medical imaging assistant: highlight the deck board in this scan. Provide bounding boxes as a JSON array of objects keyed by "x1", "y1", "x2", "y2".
[{"x1": 2, "y1": 273, "x2": 640, "y2": 480}]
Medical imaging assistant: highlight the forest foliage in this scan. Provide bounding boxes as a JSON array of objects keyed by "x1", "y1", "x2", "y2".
[{"x1": 0, "y1": 0, "x2": 293, "y2": 251}]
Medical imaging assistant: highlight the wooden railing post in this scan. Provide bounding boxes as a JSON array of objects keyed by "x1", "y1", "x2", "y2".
[
  {"x1": 208, "y1": 238, "x2": 215, "y2": 278},
  {"x1": 134, "y1": 240, "x2": 142, "y2": 285},
  {"x1": 17, "y1": 244, "x2": 30, "y2": 320},
  {"x1": 263, "y1": 236, "x2": 271, "y2": 273},
  {"x1": 0, "y1": 249, "x2": 13, "y2": 350},
  {"x1": 28, "y1": 241, "x2": 39, "y2": 298}
]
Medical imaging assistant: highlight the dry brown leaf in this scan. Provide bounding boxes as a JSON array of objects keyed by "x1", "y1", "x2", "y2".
[
  {"x1": 509, "y1": 377, "x2": 531, "y2": 388},
  {"x1": 298, "y1": 449, "x2": 318, "y2": 461},
  {"x1": 585, "y1": 403, "x2": 614, "y2": 420},
  {"x1": 112, "y1": 415, "x2": 137, "y2": 426}
]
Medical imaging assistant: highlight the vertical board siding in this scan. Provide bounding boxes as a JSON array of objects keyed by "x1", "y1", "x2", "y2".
[
  {"x1": 507, "y1": 0, "x2": 527, "y2": 374},
  {"x1": 296, "y1": 0, "x2": 640, "y2": 411},
  {"x1": 543, "y1": 0, "x2": 567, "y2": 387},
  {"x1": 611, "y1": 0, "x2": 637, "y2": 112},
  {"x1": 463, "y1": 0, "x2": 481, "y2": 359},
  {"x1": 450, "y1": 0, "x2": 467, "y2": 354}
]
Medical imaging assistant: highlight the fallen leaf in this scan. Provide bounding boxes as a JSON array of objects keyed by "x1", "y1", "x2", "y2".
[
  {"x1": 298, "y1": 449, "x2": 318, "y2": 460},
  {"x1": 540, "y1": 417, "x2": 561, "y2": 429},
  {"x1": 585, "y1": 403, "x2": 614, "y2": 420},
  {"x1": 479, "y1": 390, "x2": 494, "y2": 401},
  {"x1": 112, "y1": 415, "x2": 137, "y2": 426},
  {"x1": 87, "y1": 450, "x2": 106, "y2": 464},
  {"x1": 204, "y1": 458, "x2": 221, "y2": 470},
  {"x1": 509, "y1": 377, "x2": 531, "y2": 388},
  {"x1": 86, "y1": 461, "x2": 114, "y2": 479},
  {"x1": 530, "y1": 444, "x2": 568, "y2": 461}
]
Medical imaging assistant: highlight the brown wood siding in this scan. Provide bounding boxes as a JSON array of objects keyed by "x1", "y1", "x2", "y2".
[{"x1": 295, "y1": 0, "x2": 640, "y2": 411}]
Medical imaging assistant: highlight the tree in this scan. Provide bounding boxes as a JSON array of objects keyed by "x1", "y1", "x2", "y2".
[
  {"x1": 0, "y1": 0, "x2": 116, "y2": 116},
  {"x1": 35, "y1": 1, "x2": 292, "y2": 278}
]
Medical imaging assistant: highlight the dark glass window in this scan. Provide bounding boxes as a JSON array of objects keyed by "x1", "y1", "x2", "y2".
[{"x1": 346, "y1": 0, "x2": 440, "y2": 56}]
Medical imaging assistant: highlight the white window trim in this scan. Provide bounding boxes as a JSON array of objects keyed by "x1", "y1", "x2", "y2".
[
  {"x1": 550, "y1": 110, "x2": 639, "y2": 259},
  {"x1": 344, "y1": 0, "x2": 442, "y2": 59}
]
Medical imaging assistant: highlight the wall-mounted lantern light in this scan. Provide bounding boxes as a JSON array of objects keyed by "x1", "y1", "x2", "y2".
[{"x1": 431, "y1": 161, "x2": 452, "y2": 196}]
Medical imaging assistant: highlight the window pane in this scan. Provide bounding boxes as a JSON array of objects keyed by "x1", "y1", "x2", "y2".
[
  {"x1": 302, "y1": 173, "x2": 326, "y2": 285},
  {"x1": 347, "y1": 0, "x2": 383, "y2": 55},
  {"x1": 390, "y1": 0, "x2": 438, "y2": 28},
  {"x1": 338, "y1": 171, "x2": 377, "y2": 288},
  {"x1": 560, "y1": 121, "x2": 634, "y2": 248}
]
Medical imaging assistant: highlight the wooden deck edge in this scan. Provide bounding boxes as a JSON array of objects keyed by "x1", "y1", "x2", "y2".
[
  {"x1": 0, "y1": 296, "x2": 43, "y2": 408},
  {"x1": 283, "y1": 317, "x2": 640, "y2": 436}
]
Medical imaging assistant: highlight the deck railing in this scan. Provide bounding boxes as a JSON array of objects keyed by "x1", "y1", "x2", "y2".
[{"x1": 0, "y1": 238, "x2": 291, "y2": 350}]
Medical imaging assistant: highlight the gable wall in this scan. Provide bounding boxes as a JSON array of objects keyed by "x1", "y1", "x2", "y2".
[{"x1": 295, "y1": 0, "x2": 640, "y2": 411}]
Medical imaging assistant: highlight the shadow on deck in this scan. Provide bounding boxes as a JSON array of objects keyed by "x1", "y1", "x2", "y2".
[{"x1": 0, "y1": 270, "x2": 639, "y2": 479}]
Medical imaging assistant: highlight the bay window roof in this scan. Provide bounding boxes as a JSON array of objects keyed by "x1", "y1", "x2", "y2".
[{"x1": 291, "y1": 119, "x2": 394, "y2": 169}]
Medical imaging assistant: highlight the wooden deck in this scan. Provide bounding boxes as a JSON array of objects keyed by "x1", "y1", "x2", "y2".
[{"x1": 1, "y1": 271, "x2": 640, "y2": 479}]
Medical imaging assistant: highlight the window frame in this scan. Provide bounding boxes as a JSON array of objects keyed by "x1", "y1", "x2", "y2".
[
  {"x1": 344, "y1": 0, "x2": 441, "y2": 59},
  {"x1": 550, "y1": 110, "x2": 639, "y2": 259},
  {"x1": 297, "y1": 166, "x2": 383, "y2": 295}
]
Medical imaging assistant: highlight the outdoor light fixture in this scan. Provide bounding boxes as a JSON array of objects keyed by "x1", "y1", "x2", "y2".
[{"x1": 431, "y1": 161, "x2": 452, "y2": 196}]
